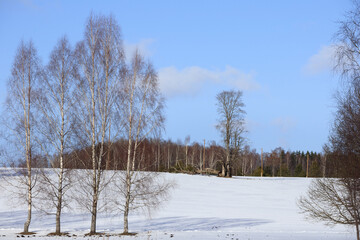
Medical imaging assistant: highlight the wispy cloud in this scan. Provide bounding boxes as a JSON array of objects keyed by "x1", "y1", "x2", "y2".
[
  {"x1": 271, "y1": 116, "x2": 297, "y2": 149},
  {"x1": 271, "y1": 117, "x2": 296, "y2": 133},
  {"x1": 244, "y1": 118, "x2": 260, "y2": 133},
  {"x1": 158, "y1": 66, "x2": 259, "y2": 97},
  {"x1": 303, "y1": 45, "x2": 337, "y2": 75},
  {"x1": 124, "y1": 39, "x2": 155, "y2": 59}
]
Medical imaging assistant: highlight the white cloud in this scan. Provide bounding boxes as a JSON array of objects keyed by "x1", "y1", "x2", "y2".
[
  {"x1": 124, "y1": 39, "x2": 155, "y2": 59},
  {"x1": 158, "y1": 66, "x2": 259, "y2": 97},
  {"x1": 303, "y1": 45, "x2": 337, "y2": 75}
]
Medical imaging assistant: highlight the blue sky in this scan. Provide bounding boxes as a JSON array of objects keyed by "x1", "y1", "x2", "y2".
[{"x1": 0, "y1": 0, "x2": 351, "y2": 153}]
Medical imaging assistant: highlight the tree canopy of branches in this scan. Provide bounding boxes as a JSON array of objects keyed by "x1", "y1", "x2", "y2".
[
  {"x1": 335, "y1": 0, "x2": 360, "y2": 83},
  {"x1": 332, "y1": 0, "x2": 360, "y2": 162},
  {"x1": 328, "y1": 0, "x2": 360, "y2": 179},
  {"x1": 216, "y1": 90, "x2": 245, "y2": 177}
]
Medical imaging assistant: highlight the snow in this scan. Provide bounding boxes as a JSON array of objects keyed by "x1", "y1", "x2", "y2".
[{"x1": 0, "y1": 171, "x2": 356, "y2": 239}]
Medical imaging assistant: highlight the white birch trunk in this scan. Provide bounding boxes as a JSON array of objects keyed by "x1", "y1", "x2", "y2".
[{"x1": 23, "y1": 59, "x2": 32, "y2": 234}]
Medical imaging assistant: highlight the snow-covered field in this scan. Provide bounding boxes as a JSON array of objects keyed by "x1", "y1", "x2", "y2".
[{"x1": 0, "y1": 171, "x2": 356, "y2": 239}]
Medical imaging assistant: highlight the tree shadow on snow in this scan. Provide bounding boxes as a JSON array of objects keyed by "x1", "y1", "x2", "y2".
[{"x1": 133, "y1": 217, "x2": 273, "y2": 231}]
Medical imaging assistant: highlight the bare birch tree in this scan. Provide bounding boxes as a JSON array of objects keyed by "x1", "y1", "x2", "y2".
[
  {"x1": 216, "y1": 90, "x2": 245, "y2": 177},
  {"x1": 3, "y1": 40, "x2": 41, "y2": 234},
  {"x1": 73, "y1": 13, "x2": 124, "y2": 235},
  {"x1": 34, "y1": 36, "x2": 76, "y2": 235},
  {"x1": 115, "y1": 50, "x2": 169, "y2": 234}
]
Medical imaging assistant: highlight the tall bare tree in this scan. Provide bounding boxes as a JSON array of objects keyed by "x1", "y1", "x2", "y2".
[
  {"x1": 3, "y1": 40, "x2": 41, "y2": 234},
  {"x1": 34, "y1": 36, "x2": 76, "y2": 235},
  {"x1": 116, "y1": 50, "x2": 167, "y2": 234},
  {"x1": 74, "y1": 13, "x2": 124, "y2": 234},
  {"x1": 216, "y1": 90, "x2": 246, "y2": 177},
  {"x1": 299, "y1": 2, "x2": 360, "y2": 239}
]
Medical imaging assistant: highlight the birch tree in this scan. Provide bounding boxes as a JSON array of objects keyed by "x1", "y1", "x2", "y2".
[
  {"x1": 115, "y1": 50, "x2": 170, "y2": 234},
  {"x1": 34, "y1": 36, "x2": 76, "y2": 235},
  {"x1": 3, "y1": 40, "x2": 41, "y2": 234},
  {"x1": 74, "y1": 13, "x2": 124, "y2": 235}
]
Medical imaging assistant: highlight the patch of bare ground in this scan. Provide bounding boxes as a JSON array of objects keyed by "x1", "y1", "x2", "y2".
[
  {"x1": 84, "y1": 232, "x2": 109, "y2": 237},
  {"x1": 119, "y1": 232, "x2": 137, "y2": 236},
  {"x1": 47, "y1": 232, "x2": 70, "y2": 237}
]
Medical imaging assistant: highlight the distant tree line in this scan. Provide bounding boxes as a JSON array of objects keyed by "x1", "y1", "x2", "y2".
[{"x1": 24, "y1": 137, "x2": 348, "y2": 179}]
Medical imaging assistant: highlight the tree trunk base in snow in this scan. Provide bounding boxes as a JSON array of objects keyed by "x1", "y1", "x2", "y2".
[
  {"x1": 84, "y1": 232, "x2": 104, "y2": 236},
  {"x1": 18, "y1": 232, "x2": 36, "y2": 235},
  {"x1": 217, "y1": 172, "x2": 232, "y2": 178}
]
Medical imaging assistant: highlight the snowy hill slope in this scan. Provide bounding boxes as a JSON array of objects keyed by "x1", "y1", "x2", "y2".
[{"x1": 0, "y1": 171, "x2": 356, "y2": 239}]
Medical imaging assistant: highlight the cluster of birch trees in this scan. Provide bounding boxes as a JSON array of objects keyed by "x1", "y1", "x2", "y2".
[{"x1": 1, "y1": 13, "x2": 172, "y2": 235}]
